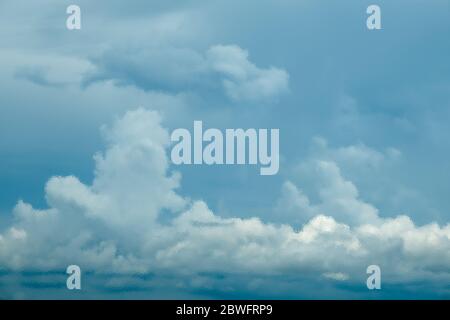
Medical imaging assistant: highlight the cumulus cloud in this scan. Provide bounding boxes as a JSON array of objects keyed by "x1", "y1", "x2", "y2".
[
  {"x1": 84, "y1": 44, "x2": 289, "y2": 102},
  {"x1": 276, "y1": 137, "x2": 405, "y2": 226},
  {"x1": 0, "y1": 109, "x2": 449, "y2": 298},
  {"x1": 276, "y1": 160, "x2": 380, "y2": 227}
]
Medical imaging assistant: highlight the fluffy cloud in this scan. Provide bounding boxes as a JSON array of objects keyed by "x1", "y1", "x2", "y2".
[
  {"x1": 0, "y1": 109, "x2": 186, "y2": 273},
  {"x1": 276, "y1": 136, "x2": 406, "y2": 227},
  {"x1": 276, "y1": 160, "x2": 380, "y2": 227},
  {"x1": 84, "y1": 44, "x2": 289, "y2": 102},
  {"x1": 0, "y1": 109, "x2": 449, "y2": 298}
]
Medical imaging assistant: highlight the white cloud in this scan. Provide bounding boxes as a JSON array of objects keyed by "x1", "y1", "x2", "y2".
[
  {"x1": 275, "y1": 181, "x2": 315, "y2": 226},
  {"x1": 0, "y1": 108, "x2": 449, "y2": 295},
  {"x1": 277, "y1": 160, "x2": 380, "y2": 226},
  {"x1": 314, "y1": 160, "x2": 380, "y2": 226},
  {"x1": 281, "y1": 137, "x2": 406, "y2": 226},
  {"x1": 206, "y1": 45, "x2": 289, "y2": 101}
]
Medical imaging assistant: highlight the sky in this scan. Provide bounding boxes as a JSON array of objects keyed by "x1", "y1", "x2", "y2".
[{"x1": 0, "y1": 0, "x2": 450, "y2": 299}]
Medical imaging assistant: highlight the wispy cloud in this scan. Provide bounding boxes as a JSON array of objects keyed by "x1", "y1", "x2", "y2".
[{"x1": 83, "y1": 44, "x2": 289, "y2": 102}]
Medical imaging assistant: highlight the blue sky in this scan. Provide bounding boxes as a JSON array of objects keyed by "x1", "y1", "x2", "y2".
[{"x1": 0, "y1": 0, "x2": 450, "y2": 299}]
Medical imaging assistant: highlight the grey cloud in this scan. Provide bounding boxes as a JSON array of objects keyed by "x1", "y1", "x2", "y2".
[
  {"x1": 84, "y1": 44, "x2": 289, "y2": 102},
  {"x1": 15, "y1": 66, "x2": 66, "y2": 88}
]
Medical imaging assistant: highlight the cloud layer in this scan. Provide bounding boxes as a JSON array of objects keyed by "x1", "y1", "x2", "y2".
[
  {"x1": 1, "y1": 109, "x2": 449, "y2": 298},
  {"x1": 84, "y1": 44, "x2": 289, "y2": 102}
]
